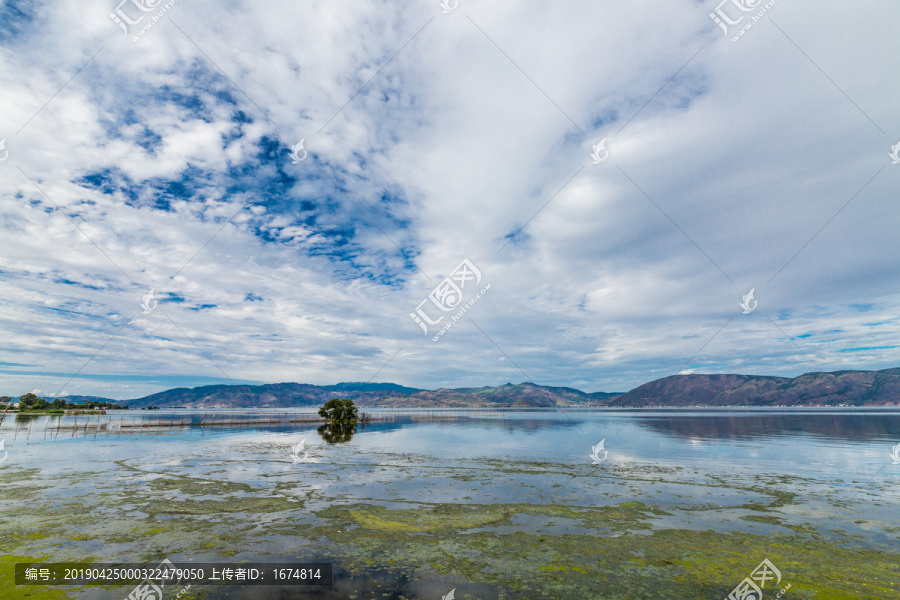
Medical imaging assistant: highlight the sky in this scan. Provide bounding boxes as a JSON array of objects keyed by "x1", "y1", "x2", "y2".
[{"x1": 0, "y1": 0, "x2": 898, "y2": 400}]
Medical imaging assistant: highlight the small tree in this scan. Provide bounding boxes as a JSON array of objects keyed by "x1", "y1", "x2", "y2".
[
  {"x1": 19, "y1": 392, "x2": 40, "y2": 409},
  {"x1": 52, "y1": 398, "x2": 66, "y2": 409},
  {"x1": 318, "y1": 398, "x2": 358, "y2": 424}
]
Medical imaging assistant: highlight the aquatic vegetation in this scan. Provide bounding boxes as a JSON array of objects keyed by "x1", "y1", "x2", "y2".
[
  {"x1": 2, "y1": 426, "x2": 898, "y2": 599},
  {"x1": 0, "y1": 555, "x2": 75, "y2": 600},
  {"x1": 310, "y1": 502, "x2": 899, "y2": 599}
]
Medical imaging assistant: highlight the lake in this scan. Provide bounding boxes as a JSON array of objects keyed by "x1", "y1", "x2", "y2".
[{"x1": 2, "y1": 408, "x2": 899, "y2": 599}]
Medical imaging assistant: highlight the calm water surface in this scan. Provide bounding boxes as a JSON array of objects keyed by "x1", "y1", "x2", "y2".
[
  {"x1": 6, "y1": 407, "x2": 898, "y2": 472},
  {"x1": 3, "y1": 408, "x2": 900, "y2": 599}
]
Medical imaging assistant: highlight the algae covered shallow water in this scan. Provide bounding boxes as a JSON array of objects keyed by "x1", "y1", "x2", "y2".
[{"x1": 2, "y1": 408, "x2": 899, "y2": 599}]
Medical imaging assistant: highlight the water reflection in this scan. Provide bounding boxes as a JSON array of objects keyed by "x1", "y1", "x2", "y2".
[
  {"x1": 13, "y1": 413, "x2": 46, "y2": 423},
  {"x1": 317, "y1": 422, "x2": 358, "y2": 444},
  {"x1": 632, "y1": 410, "x2": 900, "y2": 441},
  {"x1": 2, "y1": 409, "x2": 900, "y2": 449}
]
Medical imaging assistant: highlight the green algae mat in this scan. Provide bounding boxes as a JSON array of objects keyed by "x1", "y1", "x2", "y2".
[{"x1": 2, "y1": 433, "x2": 898, "y2": 599}]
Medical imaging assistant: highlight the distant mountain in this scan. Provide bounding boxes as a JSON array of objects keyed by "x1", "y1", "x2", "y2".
[
  {"x1": 119, "y1": 381, "x2": 621, "y2": 409},
  {"x1": 324, "y1": 382, "x2": 422, "y2": 394},
  {"x1": 54, "y1": 367, "x2": 900, "y2": 409},
  {"x1": 369, "y1": 383, "x2": 619, "y2": 408},
  {"x1": 122, "y1": 382, "x2": 419, "y2": 409},
  {"x1": 37, "y1": 395, "x2": 115, "y2": 404},
  {"x1": 610, "y1": 368, "x2": 900, "y2": 407}
]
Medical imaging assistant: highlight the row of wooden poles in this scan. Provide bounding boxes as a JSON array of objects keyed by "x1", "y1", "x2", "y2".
[{"x1": 0, "y1": 409, "x2": 507, "y2": 441}]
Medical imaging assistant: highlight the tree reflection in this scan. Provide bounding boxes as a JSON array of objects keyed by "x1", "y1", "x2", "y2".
[{"x1": 317, "y1": 421, "x2": 357, "y2": 444}]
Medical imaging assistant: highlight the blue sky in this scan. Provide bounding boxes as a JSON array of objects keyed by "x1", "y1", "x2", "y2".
[{"x1": 0, "y1": 0, "x2": 898, "y2": 399}]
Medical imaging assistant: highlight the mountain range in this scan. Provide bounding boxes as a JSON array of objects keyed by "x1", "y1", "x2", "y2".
[
  {"x1": 99, "y1": 382, "x2": 618, "y2": 409},
  {"x1": 47, "y1": 367, "x2": 900, "y2": 408},
  {"x1": 609, "y1": 367, "x2": 900, "y2": 407}
]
